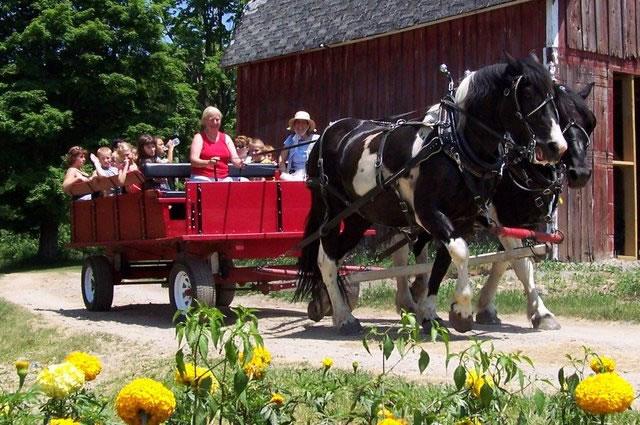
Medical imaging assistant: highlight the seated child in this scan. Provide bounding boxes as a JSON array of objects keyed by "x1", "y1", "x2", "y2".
[
  {"x1": 263, "y1": 144, "x2": 277, "y2": 165},
  {"x1": 235, "y1": 135, "x2": 251, "y2": 163},
  {"x1": 114, "y1": 142, "x2": 140, "y2": 192},
  {"x1": 90, "y1": 146, "x2": 120, "y2": 196}
]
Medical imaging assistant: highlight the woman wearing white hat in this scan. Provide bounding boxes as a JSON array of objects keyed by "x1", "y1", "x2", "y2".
[{"x1": 278, "y1": 110, "x2": 319, "y2": 180}]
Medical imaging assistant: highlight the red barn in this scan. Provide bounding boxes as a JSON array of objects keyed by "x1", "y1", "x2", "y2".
[{"x1": 222, "y1": 0, "x2": 640, "y2": 261}]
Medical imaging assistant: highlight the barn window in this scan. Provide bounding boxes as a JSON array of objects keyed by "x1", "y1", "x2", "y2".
[{"x1": 612, "y1": 75, "x2": 639, "y2": 259}]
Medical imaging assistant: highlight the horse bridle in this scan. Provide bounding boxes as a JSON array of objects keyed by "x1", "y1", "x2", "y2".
[{"x1": 503, "y1": 74, "x2": 559, "y2": 164}]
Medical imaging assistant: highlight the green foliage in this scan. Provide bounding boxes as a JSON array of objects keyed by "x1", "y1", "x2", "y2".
[
  {"x1": 165, "y1": 0, "x2": 248, "y2": 129},
  {"x1": 0, "y1": 0, "x2": 205, "y2": 258}
]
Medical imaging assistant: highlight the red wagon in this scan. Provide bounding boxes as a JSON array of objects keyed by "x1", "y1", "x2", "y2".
[{"x1": 68, "y1": 163, "x2": 317, "y2": 312}]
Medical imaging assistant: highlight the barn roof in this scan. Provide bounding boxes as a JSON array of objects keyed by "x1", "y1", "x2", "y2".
[{"x1": 222, "y1": 0, "x2": 519, "y2": 67}]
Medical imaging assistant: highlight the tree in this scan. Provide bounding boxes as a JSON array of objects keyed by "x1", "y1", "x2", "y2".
[
  {"x1": 164, "y1": 0, "x2": 247, "y2": 129},
  {"x1": 0, "y1": 0, "x2": 199, "y2": 260}
]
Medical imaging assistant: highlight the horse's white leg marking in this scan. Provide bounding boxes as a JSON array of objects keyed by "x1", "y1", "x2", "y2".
[
  {"x1": 391, "y1": 236, "x2": 417, "y2": 314},
  {"x1": 446, "y1": 237, "x2": 472, "y2": 318},
  {"x1": 318, "y1": 242, "x2": 357, "y2": 328},
  {"x1": 499, "y1": 236, "x2": 555, "y2": 323},
  {"x1": 352, "y1": 133, "x2": 382, "y2": 196}
]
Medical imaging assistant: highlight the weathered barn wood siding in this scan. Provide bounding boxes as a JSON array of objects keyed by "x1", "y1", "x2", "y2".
[
  {"x1": 235, "y1": 0, "x2": 546, "y2": 149},
  {"x1": 558, "y1": 0, "x2": 640, "y2": 260},
  {"x1": 563, "y1": 0, "x2": 640, "y2": 59}
]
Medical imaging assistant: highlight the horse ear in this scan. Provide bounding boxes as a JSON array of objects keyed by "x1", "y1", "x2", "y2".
[
  {"x1": 528, "y1": 51, "x2": 541, "y2": 63},
  {"x1": 578, "y1": 82, "x2": 595, "y2": 99},
  {"x1": 504, "y1": 51, "x2": 522, "y2": 76}
]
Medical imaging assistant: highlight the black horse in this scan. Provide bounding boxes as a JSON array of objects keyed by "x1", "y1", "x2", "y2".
[
  {"x1": 294, "y1": 54, "x2": 567, "y2": 334},
  {"x1": 394, "y1": 82, "x2": 597, "y2": 331}
]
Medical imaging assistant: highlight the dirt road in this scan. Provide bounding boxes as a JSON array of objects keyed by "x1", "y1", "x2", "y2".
[{"x1": 2, "y1": 269, "x2": 640, "y2": 396}]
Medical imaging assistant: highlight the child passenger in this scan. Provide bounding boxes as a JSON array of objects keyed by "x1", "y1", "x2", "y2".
[{"x1": 90, "y1": 146, "x2": 120, "y2": 196}]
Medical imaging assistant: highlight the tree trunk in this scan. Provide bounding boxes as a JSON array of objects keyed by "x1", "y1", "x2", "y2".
[{"x1": 37, "y1": 217, "x2": 59, "y2": 261}]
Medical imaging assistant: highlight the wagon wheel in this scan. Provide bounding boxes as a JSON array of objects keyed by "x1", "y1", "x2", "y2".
[
  {"x1": 169, "y1": 258, "x2": 215, "y2": 312},
  {"x1": 216, "y1": 258, "x2": 236, "y2": 307},
  {"x1": 81, "y1": 255, "x2": 115, "y2": 312}
]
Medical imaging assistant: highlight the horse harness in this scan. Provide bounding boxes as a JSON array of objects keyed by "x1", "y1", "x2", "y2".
[{"x1": 301, "y1": 74, "x2": 562, "y2": 250}]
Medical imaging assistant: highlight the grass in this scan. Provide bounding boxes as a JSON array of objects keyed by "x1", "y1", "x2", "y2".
[
  {"x1": 0, "y1": 300, "x2": 108, "y2": 367},
  {"x1": 272, "y1": 259, "x2": 640, "y2": 323}
]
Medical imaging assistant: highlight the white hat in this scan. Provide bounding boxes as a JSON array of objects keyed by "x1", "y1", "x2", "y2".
[{"x1": 287, "y1": 110, "x2": 316, "y2": 132}]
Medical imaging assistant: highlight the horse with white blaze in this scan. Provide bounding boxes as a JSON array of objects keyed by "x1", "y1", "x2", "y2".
[{"x1": 294, "y1": 53, "x2": 567, "y2": 335}]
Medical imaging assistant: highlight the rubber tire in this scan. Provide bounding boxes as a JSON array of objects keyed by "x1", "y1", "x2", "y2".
[
  {"x1": 81, "y1": 255, "x2": 114, "y2": 311},
  {"x1": 216, "y1": 258, "x2": 236, "y2": 307},
  {"x1": 169, "y1": 258, "x2": 215, "y2": 313}
]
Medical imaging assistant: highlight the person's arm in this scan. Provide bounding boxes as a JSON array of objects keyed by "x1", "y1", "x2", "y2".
[
  {"x1": 190, "y1": 133, "x2": 212, "y2": 167},
  {"x1": 167, "y1": 143, "x2": 174, "y2": 163},
  {"x1": 89, "y1": 153, "x2": 109, "y2": 177},
  {"x1": 225, "y1": 135, "x2": 243, "y2": 167},
  {"x1": 117, "y1": 159, "x2": 131, "y2": 186},
  {"x1": 62, "y1": 168, "x2": 89, "y2": 194},
  {"x1": 278, "y1": 135, "x2": 291, "y2": 171}
]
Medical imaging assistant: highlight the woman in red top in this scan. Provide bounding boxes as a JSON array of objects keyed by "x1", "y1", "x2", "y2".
[{"x1": 190, "y1": 106, "x2": 243, "y2": 181}]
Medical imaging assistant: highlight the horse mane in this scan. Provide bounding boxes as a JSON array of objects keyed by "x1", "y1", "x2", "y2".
[{"x1": 461, "y1": 56, "x2": 554, "y2": 112}]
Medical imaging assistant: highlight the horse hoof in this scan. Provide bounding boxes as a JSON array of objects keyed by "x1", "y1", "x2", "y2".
[
  {"x1": 449, "y1": 310, "x2": 473, "y2": 333},
  {"x1": 532, "y1": 314, "x2": 561, "y2": 330},
  {"x1": 475, "y1": 310, "x2": 502, "y2": 326},
  {"x1": 307, "y1": 300, "x2": 325, "y2": 322},
  {"x1": 422, "y1": 317, "x2": 445, "y2": 334},
  {"x1": 338, "y1": 319, "x2": 363, "y2": 336}
]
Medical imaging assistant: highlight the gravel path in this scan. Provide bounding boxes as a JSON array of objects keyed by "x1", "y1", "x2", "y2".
[{"x1": 2, "y1": 269, "x2": 640, "y2": 401}]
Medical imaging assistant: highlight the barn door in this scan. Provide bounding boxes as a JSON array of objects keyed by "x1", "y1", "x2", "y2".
[{"x1": 612, "y1": 74, "x2": 638, "y2": 259}]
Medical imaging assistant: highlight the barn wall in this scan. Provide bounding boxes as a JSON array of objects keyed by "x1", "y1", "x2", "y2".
[
  {"x1": 563, "y1": 0, "x2": 640, "y2": 60},
  {"x1": 557, "y1": 0, "x2": 640, "y2": 260},
  {"x1": 236, "y1": 0, "x2": 547, "y2": 149}
]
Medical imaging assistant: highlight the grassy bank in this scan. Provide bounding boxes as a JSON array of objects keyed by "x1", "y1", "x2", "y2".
[{"x1": 272, "y1": 259, "x2": 640, "y2": 323}]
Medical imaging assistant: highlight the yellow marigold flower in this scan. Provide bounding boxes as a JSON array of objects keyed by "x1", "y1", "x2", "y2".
[
  {"x1": 378, "y1": 418, "x2": 408, "y2": 425},
  {"x1": 465, "y1": 369, "x2": 493, "y2": 398},
  {"x1": 575, "y1": 372, "x2": 635, "y2": 415},
  {"x1": 377, "y1": 407, "x2": 394, "y2": 418},
  {"x1": 175, "y1": 363, "x2": 219, "y2": 393},
  {"x1": 50, "y1": 419, "x2": 81, "y2": 425},
  {"x1": 65, "y1": 351, "x2": 102, "y2": 381},
  {"x1": 240, "y1": 346, "x2": 272, "y2": 380},
  {"x1": 243, "y1": 359, "x2": 266, "y2": 380},
  {"x1": 36, "y1": 362, "x2": 85, "y2": 399},
  {"x1": 115, "y1": 378, "x2": 175, "y2": 425},
  {"x1": 455, "y1": 417, "x2": 482, "y2": 425},
  {"x1": 270, "y1": 392, "x2": 285, "y2": 406},
  {"x1": 590, "y1": 355, "x2": 616, "y2": 374},
  {"x1": 252, "y1": 346, "x2": 272, "y2": 366},
  {"x1": 322, "y1": 357, "x2": 334, "y2": 369}
]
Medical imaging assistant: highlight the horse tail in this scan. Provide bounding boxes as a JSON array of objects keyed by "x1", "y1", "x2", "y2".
[{"x1": 293, "y1": 185, "x2": 325, "y2": 301}]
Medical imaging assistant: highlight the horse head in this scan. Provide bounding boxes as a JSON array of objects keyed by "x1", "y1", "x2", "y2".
[
  {"x1": 555, "y1": 82, "x2": 596, "y2": 188},
  {"x1": 501, "y1": 52, "x2": 567, "y2": 165}
]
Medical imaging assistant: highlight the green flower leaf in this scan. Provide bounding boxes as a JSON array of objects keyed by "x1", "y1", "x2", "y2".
[
  {"x1": 479, "y1": 381, "x2": 494, "y2": 406},
  {"x1": 382, "y1": 334, "x2": 394, "y2": 360},
  {"x1": 418, "y1": 349, "x2": 430, "y2": 374},
  {"x1": 176, "y1": 349, "x2": 185, "y2": 375},
  {"x1": 233, "y1": 369, "x2": 249, "y2": 395},
  {"x1": 453, "y1": 365, "x2": 466, "y2": 390},
  {"x1": 533, "y1": 389, "x2": 546, "y2": 414}
]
